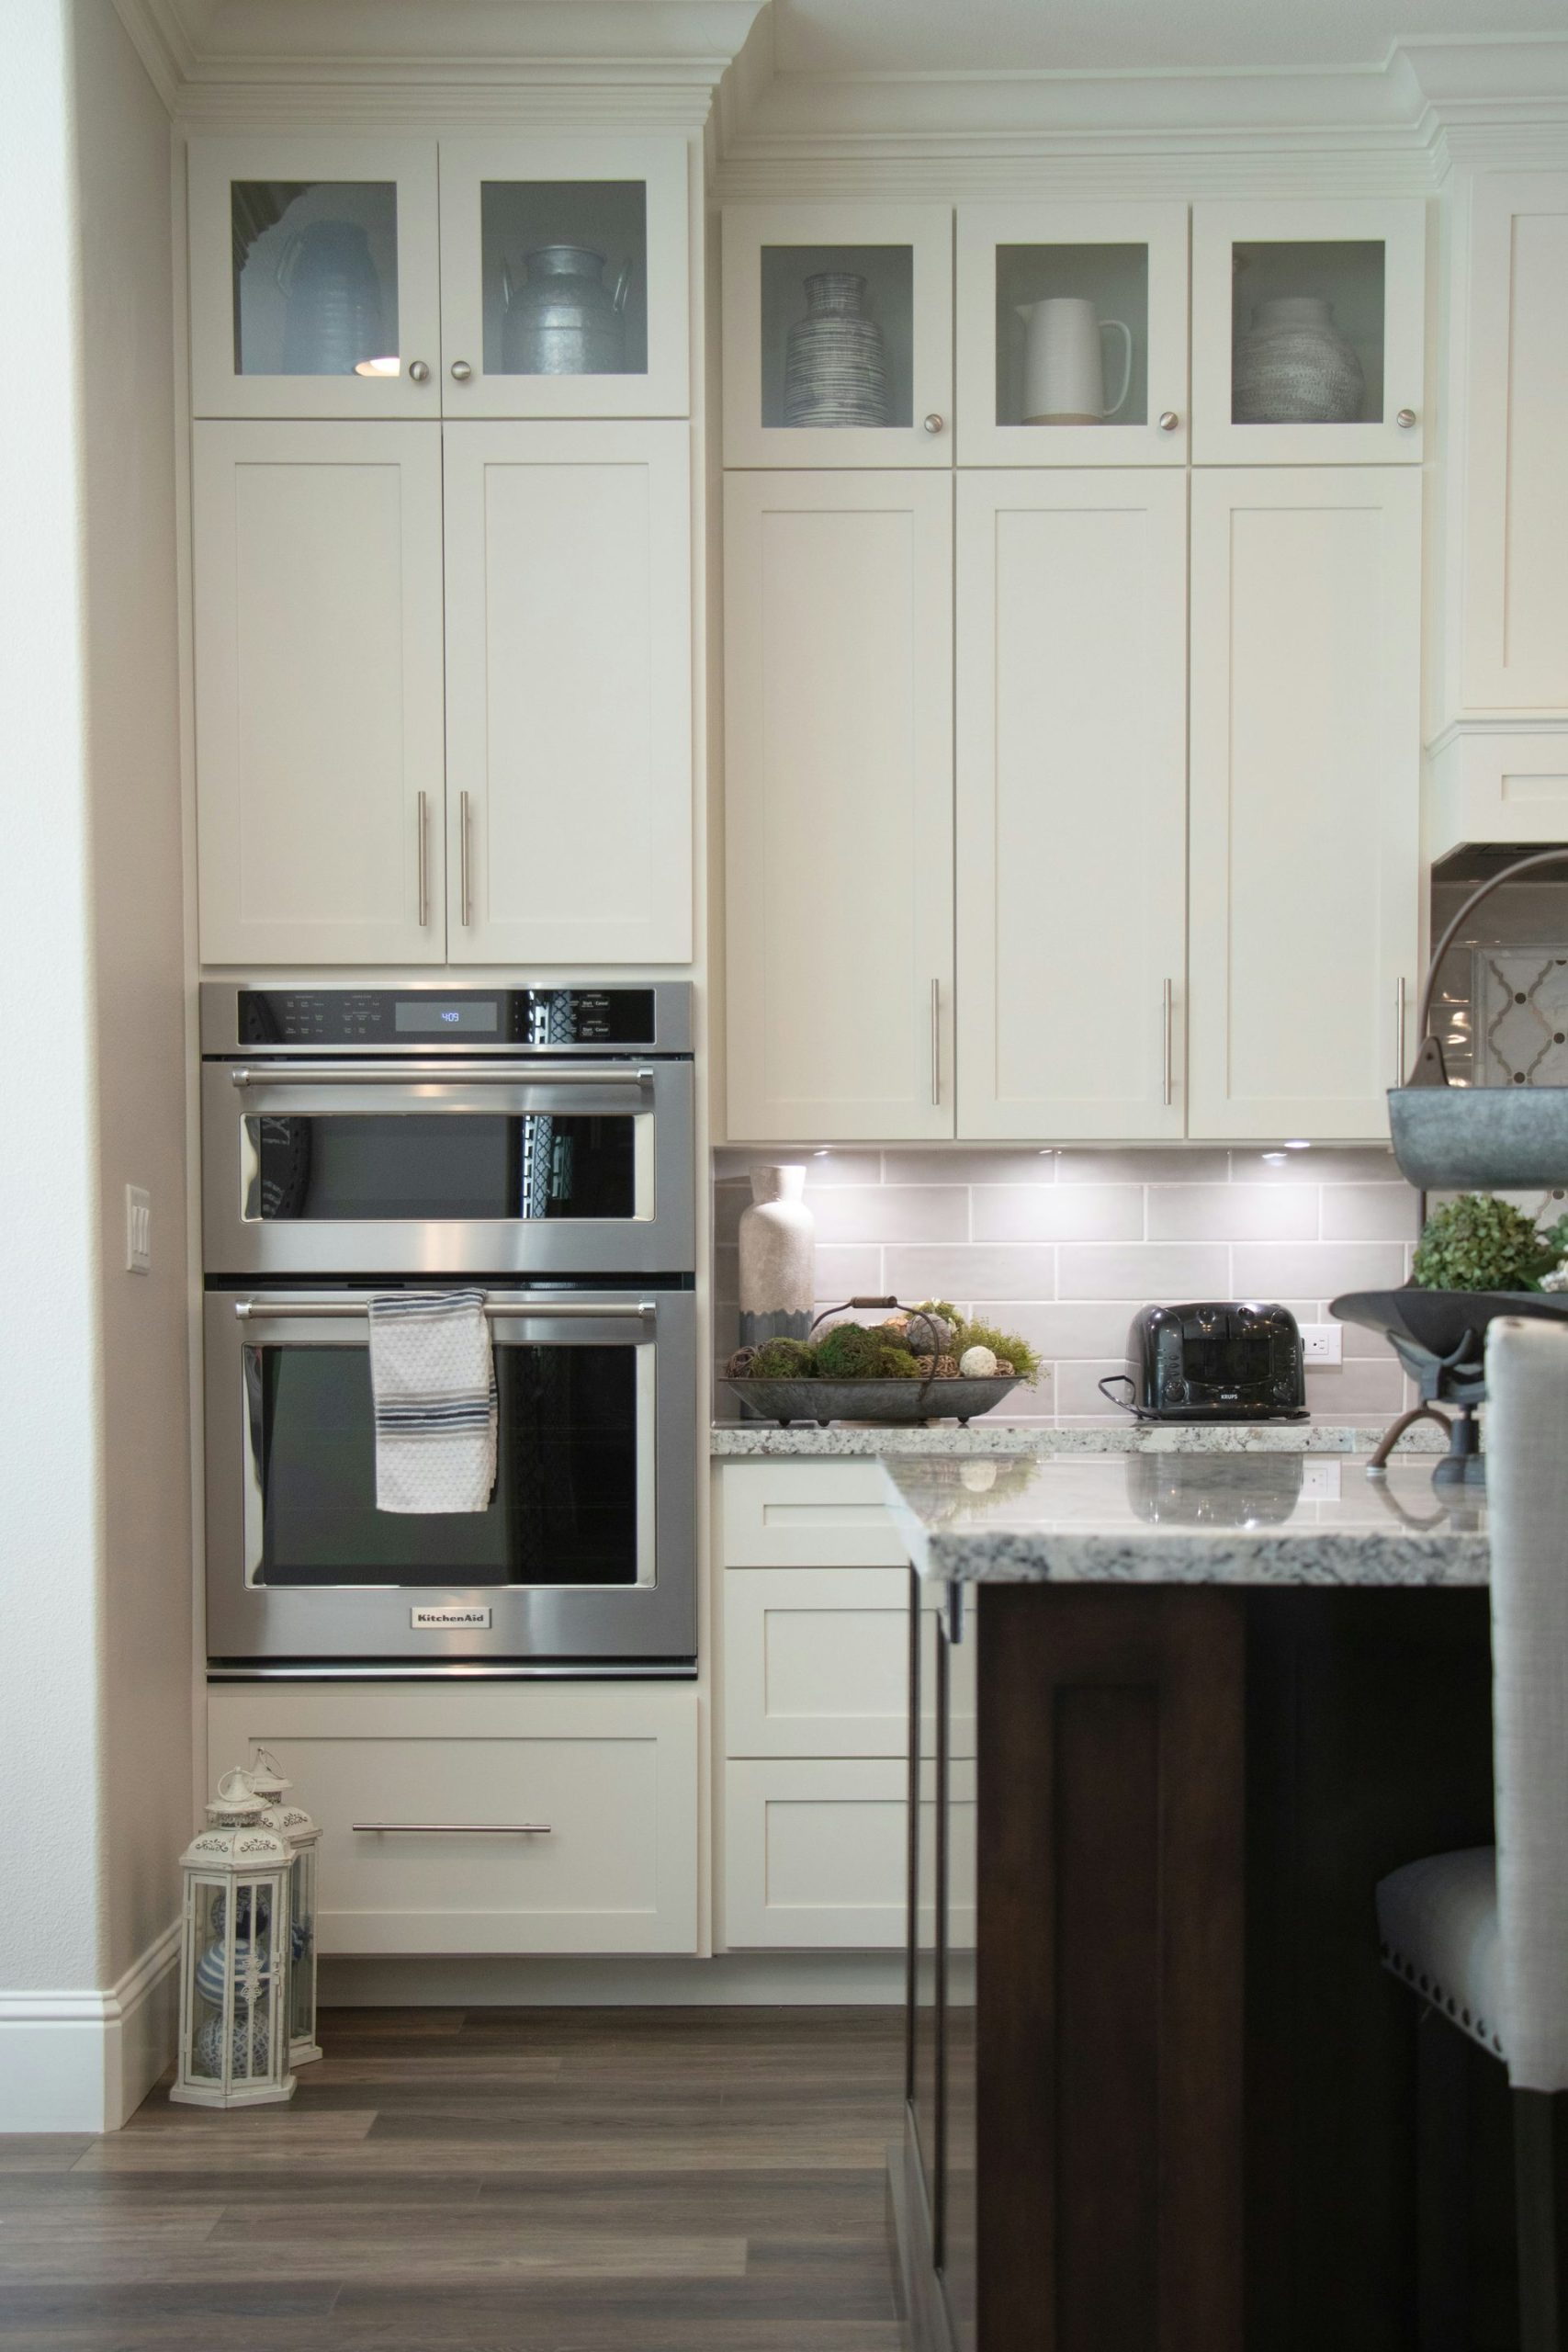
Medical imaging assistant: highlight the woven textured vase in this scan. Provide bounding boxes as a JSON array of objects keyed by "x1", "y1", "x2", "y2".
[
  {"x1": 1233, "y1": 296, "x2": 1364, "y2": 424},
  {"x1": 784, "y1": 271, "x2": 890, "y2": 429}
]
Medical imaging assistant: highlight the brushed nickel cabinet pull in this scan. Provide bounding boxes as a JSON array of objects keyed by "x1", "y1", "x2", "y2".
[
  {"x1": 1162, "y1": 978, "x2": 1175, "y2": 1108},
  {"x1": 931, "y1": 978, "x2": 942, "y2": 1106},
  {"x1": 1394, "y1": 975, "x2": 1407, "y2": 1084},
  {"x1": 352, "y1": 1823, "x2": 552, "y2": 1836},
  {"x1": 416, "y1": 790, "x2": 428, "y2": 926},
  {"x1": 459, "y1": 790, "x2": 472, "y2": 926}
]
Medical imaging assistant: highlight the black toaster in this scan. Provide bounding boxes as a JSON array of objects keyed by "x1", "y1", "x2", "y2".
[{"x1": 1100, "y1": 1302, "x2": 1308, "y2": 1423}]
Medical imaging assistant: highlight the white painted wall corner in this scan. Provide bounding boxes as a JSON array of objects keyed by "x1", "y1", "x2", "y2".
[{"x1": 0, "y1": 1919, "x2": 181, "y2": 2133}]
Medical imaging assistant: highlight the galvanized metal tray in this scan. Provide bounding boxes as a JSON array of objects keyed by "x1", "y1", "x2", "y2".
[
  {"x1": 1387, "y1": 1085, "x2": 1568, "y2": 1191},
  {"x1": 727, "y1": 1374, "x2": 1024, "y2": 1428}
]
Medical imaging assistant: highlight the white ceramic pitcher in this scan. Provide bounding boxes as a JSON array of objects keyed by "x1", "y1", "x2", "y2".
[{"x1": 1016, "y1": 297, "x2": 1134, "y2": 424}]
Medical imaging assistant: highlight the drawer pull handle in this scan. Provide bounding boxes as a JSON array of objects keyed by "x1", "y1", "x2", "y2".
[{"x1": 352, "y1": 1822, "x2": 553, "y2": 1836}]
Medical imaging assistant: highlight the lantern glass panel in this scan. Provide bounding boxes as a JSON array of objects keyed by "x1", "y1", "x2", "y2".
[{"x1": 290, "y1": 1854, "x2": 314, "y2": 2041}]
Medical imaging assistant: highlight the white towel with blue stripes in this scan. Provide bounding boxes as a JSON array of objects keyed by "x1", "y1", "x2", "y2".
[{"x1": 368, "y1": 1290, "x2": 497, "y2": 1514}]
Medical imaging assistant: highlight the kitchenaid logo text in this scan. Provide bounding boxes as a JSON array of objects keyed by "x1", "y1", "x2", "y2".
[{"x1": 411, "y1": 1606, "x2": 492, "y2": 1629}]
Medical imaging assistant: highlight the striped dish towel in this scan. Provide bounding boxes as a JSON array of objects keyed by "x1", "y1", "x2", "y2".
[{"x1": 367, "y1": 1290, "x2": 497, "y2": 1514}]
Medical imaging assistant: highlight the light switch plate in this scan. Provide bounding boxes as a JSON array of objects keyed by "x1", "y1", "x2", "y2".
[
  {"x1": 1299, "y1": 1323, "x2": 1342, "y2": 1364},
  {"x1": 125, "y1": 1185, "x2": 151, "y2": 1274}
]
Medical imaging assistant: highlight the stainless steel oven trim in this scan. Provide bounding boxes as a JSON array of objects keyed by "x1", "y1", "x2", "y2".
[
  {"x1": 206, "y1": 1285, "x2": 697, "y2": 1668},
  {"x1": 199, "y1": 979, "x2": 695, "y2": 1057},
  {"x1": 203, "y1": 1058, "x2": 695, "y2": 1278}
]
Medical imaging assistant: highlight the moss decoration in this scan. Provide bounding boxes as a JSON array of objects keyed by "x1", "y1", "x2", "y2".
[
  {"x1": 748, "y1": 1336, "x2": 819, "y2": 1378},
  {"x1": 814, "y1": 1322, "x2": 886, "y2": 1378},
  {"x1": 1412, "y1": 1193, "x2": 1562, "y2": 1293},
  {"x1": 875, "y1": 1347, "x2": 924, "y2": 1379}
]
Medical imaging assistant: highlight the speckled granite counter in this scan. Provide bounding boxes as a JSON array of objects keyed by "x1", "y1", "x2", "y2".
[
  {"x1": 712, "y1": 1419, "x2": 1444, "y2": 1459},
  {"x1": 883, "y1": 1452, "x2": 1488, "y2": 1588}
]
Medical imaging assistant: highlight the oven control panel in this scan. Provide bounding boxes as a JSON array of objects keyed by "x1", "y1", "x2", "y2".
[{"x1": 232, "y1": 988, "x2": 663, "y2": 1051}]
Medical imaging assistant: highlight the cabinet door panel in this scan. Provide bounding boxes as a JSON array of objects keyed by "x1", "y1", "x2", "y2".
[
  {"x1": 443, "y1": 421, "x2": 692, "y2": 963},
  {"x1": 1461, "y1": 173, "x2": 1568, "y2": 708},
  {"x1": 437, "y1": 136, "x2": 690, "y2": 420},
  {"x1": 956, "y1": 469, "x2": 1188, "y2": 1138},
  {"x1": 724, "y1": 472, "x2": 954, "y2": 1140},
  {"x1": 1189, "y1": 469, "x2": 1419, "y2": 1138},
  {"x1": 724, "y1": 1757, "x2": 973, "y2": 1951},
  {"x1": 194, "y1": 422, "x2": 445, "y2": 966},
  {"x1": 724, "y1": 1567, "x2": 956, "y2": 1759},
  {"x1": 188, "y1": 137, "x2": 441, "y2": 422}
]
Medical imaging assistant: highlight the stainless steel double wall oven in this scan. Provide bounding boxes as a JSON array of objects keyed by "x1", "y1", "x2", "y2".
[{"x1": 201, "y1": 982, "x2": 697, "y2": 1675}]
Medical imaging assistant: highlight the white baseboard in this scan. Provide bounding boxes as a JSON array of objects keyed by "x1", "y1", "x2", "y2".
[
  {"x1": 0, "y1": 1920, "x2": 181, "y2": 2133},
  {"x1": 319, "y1": 1950, "x2": 906, "y2": 2007}
]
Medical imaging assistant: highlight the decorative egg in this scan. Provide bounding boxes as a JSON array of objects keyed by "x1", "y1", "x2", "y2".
[
  {"x1": 961, "y1": 1460, "x2": 998, "y2": 1493},
  {"x1": 195, "y1": 1937, "x2": 272, "y2": 2010},
  {"x1": 193, "y1": 2013, "x2": 271, "y2": 2080},
  {"x1": 959, "y1": 1344, "x2": 998, "y2": 1378}
]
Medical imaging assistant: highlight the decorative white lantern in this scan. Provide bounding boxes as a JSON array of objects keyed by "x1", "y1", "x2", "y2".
[
  {"x1": 243, "y1": 1747, "x2": 321, "y2": 2067},
  {"x1": 171, "y1": 1771, "x2": 296, "y2": 2109}
]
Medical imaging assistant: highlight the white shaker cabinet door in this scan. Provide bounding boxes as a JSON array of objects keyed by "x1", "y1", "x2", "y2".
[
  {"x1": 956, "y1": 469, "x2": 1188, "y2": 1138},
  {"x1": 442, "y1": 421, "x2": 693, "y2": 963},
  {"x1": 1188, "y1": 468, "x2": 1420, "y2": 1139},
  {"x1": 193, "y1": 422, "x2": 446, "y2": 965},
  {"x1": 724, "y1": 471, "x2": 954, "y2": 1140},
  {"x1": 1460, "y1": 172, "x2": 1568, "y2": 709}
]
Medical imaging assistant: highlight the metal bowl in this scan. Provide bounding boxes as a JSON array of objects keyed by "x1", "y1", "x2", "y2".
[
  {"x1": 727, "y1": 1374, "x2": 1025, "y2": 1428},
  {"x1": 1387, "y1": 1084, "x2": 1568, "y2": 1190},
  {"x1": 1330, "y1": 1284, "x2": 1568, "y2": 1369}
]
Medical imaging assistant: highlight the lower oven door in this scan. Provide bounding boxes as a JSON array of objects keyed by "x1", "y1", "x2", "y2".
[
  {"x1": 204, "y1": 1285, "x2": 696, "y2": 1671},
  {"x1": 201, "y1": 1060, "x2": 695, "y2": 1278}
]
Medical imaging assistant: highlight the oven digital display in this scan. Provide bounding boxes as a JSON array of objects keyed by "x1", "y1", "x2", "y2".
[{"x1": 394, "y1": 1001, "x2": 500, "y2": 1035}]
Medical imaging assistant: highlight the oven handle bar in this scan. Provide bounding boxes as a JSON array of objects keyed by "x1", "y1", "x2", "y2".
[
  {"x1": 352, "y1": 1822, "x2": 552, "y2": 1836},
  {"x1": 228, "y1": 1063, "x2": 656, "y2": 1089},
  {"x1": 233, "y1": 1300, "x2": 658, "y2": 1322}
]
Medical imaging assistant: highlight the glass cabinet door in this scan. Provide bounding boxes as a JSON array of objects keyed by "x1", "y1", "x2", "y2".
[
  {"x1": 437, "y1": 137, "x2": 690, "y2": 418},
  {"x1": 188, "y1": 139, "x2": 441, "y2": 420},
  {"x1": 955, "y1": 203, "x2": 1190, "y2": 466},
  {"x1": 723, "y1": 205, "x2": 953, "y2": 466},
  {"x1": 1191, "y1": 198, "x2": 1427, "y2": 464}
]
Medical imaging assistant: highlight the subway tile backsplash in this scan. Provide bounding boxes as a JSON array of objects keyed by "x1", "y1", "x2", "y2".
[{"x1": 713, "y1": 1145, "x2": 1420, "y2": 1425}]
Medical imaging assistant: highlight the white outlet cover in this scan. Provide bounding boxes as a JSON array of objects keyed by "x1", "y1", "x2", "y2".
[
  {"x1": 1299, "y1": 1323, "x2": 1342, "y2": 1365},
  {"x1": 1301, "y1": 1458, "x2": 1342, "y2": 1501},
  {"x1": 125, "y1": 1184, "x2": 151, "y2": 1274}
]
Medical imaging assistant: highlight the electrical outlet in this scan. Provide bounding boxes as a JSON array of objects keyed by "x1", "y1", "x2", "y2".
[
  {"x1": 125, "y1": 1185, "x2": 151, "y2": 1275},
  {"x1": 1301, "y1": 1458, "x2": 1342, "y2": 1501},
  {"x1": 1299, "y1": 1323, "x2": 1342, "y2": 1365}
]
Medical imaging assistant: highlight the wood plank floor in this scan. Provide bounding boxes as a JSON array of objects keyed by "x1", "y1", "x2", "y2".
[{"x1": 0, "y1": 2006, "x2": 909, "y2": 2351}]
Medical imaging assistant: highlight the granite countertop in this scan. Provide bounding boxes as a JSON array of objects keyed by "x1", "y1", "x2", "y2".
[
  {"x1": 881, "y1": 1453, "x2": 1488, "y2": 1589},
  {"x1": 711, "y1": 1420, "x2": 1445, "y2": 1460}
]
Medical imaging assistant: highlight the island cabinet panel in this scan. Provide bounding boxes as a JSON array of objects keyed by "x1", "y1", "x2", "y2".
[
  {"x1": 1188, "y1": 466, "x2": 1420, "y2": 1138},
  {"x1": 955, "y1": 469, "x2": 1188, "y2": 1139},
  {"x1": 723, "y1": 470, "x2": 954, "y2": 1140}
]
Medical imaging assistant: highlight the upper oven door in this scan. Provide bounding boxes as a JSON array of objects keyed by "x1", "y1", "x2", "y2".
[{"x1": 202, "y1": 1060, "x2": 695, "y2": 1275}]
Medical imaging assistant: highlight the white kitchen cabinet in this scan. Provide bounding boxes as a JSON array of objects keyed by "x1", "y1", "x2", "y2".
[
  {"x1": 188, "y1": 132, "x2": 689, "y2": 424},
  {"x1": 717, "y1": 1459, "x2": 908, "y2": 1566},
  {"x1": 954, "y1": 201, "x2": 1190, "y2": 468},
  {"x1": 207, "y1": 1681, "x2": 699, "y2": 1957},
  {"x1": 724, "y1": 1756, "x2": 971, "y2": 1951},
  {"x1": 725, "y1": 1567, "x2": 920, "y2": 1759},
  {"x1": 721, "y1": 204, "x2": 953, "y2": 469},
  {"x1": 436, "y1": 136, "x2": 690, "y2": 420},
  {"x1": 193, "y1": 421, "x2": 446, "y2": 966},
  {"x1": 442, "y1": 421, "x2": 693, "y2": 963},
  {"x1": 1191, "y1": 199, "x2": 1427, "y2": 466},
  {"x1": 1188, "y1": 467, "x2": 1421, "y2": 1138},
  {"x1": 1457, "y1": 172, "x2": 1568, "y2": 711},
  {"x1": 723, "y1": 470, "x2": 954, "y2": 1141},
  {"x1": 955, "y1": 469, "x2": 1189, "y2": 1138},
  {"x1": 188, "y1": 136, "x2": 442, "y2": 421}
]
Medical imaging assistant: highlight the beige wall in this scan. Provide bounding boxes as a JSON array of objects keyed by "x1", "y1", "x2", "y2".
[{"x1": 74, "y1": 0, "x2": 191, "y2": 1985}]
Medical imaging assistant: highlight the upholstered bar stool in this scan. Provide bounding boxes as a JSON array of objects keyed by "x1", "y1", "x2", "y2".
[{"x1": 1377, "y1": 1315, "x2": 1568, "y2": 2352}]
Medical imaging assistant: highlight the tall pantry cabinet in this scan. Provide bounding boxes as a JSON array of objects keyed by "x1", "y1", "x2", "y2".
[
  {"x1": 721, "y1": 198, "x2": 1427, "y2": 1144},
  {"x1": 188, "y1": 134, "x2": 694, "y2": 967}
]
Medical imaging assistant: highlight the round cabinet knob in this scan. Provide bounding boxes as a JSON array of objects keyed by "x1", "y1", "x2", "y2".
[
  {"x1": 1157, "y1": 411, "x2": 1180, "y2": 432},
  {"x1": 450, "y1": 360, "x2": 473, "y2": 383},
  {"x1": 408, "y1": 360, "x2": 430, "y2": 385},
  {"x1": 1396, "y1": 407, "x2": 1417, "y2": 429},
  {"x1": 923, "y1": 413, "x2": 944, "y2": 435}
]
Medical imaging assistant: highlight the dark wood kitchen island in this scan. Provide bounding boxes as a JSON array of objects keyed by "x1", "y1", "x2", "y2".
[{"x1": 882, "y1": 1448, "x2": 1495, "y2": 2352}]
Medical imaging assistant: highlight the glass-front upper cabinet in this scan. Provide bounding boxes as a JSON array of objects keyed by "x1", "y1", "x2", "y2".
[
  {"x1": 189, "y1": 139, "x2": 442, "y2": 420},
  {"x1": 722, "y1": 205, "x2": 953, "y2": 466},
  {"x1": 188, "y1": 134, "x2": 690, "y2": 421},
  {"x1": 1191, "y1": 198, "x2": 1427, "y2": 463},
  {"x1": 436, "y1": 137, "x2": 689, "y2": 417},
  {"x1": 955, "y1": 203, "x2": 1190, "y2": 466}
]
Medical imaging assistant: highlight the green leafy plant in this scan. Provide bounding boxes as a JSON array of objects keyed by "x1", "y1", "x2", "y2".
[
  {"x1": 949, "y1": 1316, "x2": 1043, "y2": 1385},
  {"x1": 814, "y1": 1322, "x2": 886, "y2": 1378},
  {"x1": 1412, "y1": 1193, "x2": 1562, "y2": 1293}
]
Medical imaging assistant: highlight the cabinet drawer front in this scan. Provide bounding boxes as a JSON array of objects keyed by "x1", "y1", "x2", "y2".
[
  {"x1": 725, "y1": 1567, "x2": 916, "y2": 1758},
  {"x1": 208, "y1": 1684, "x2": 698, "y2": 1956},
  {"x1": 724, "y1": 1758, "x2": 974, "y2": 1951},
  {"x1": 718, "y1": 1461, "x2": 907, "y2": 1566}
]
